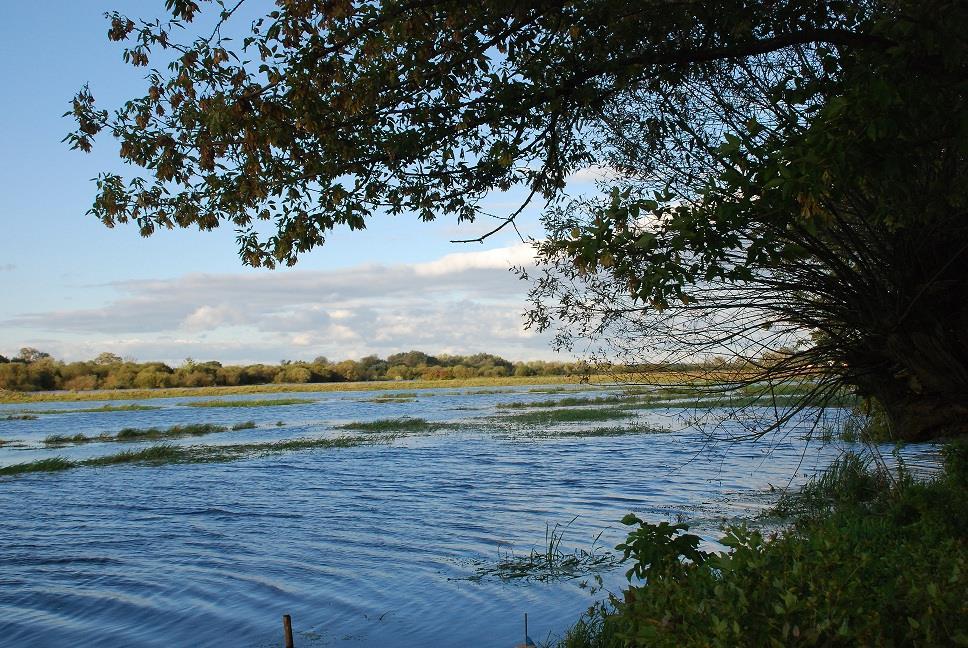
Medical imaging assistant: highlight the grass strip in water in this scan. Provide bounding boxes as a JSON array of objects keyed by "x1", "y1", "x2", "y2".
[
  {"x1": 2, "y1": 435, "x2": 390, "y2": 477},
  {"x1": 361, "y1": 395, "x2": 417, "y2": 403},
  {"x1": 335, "y1": 417, "x2": 451, "y2": 433},
  {"x1": 21, "y1": 404, "x2": 161, "y2": 415},
  {"x1": 43, "y1": 422, "x2": 256, "y2": 446},
  {"x1": 501, "y1": 424, "x2": 671, "y2": 440},
  {"x1": 0, "y1": 457, "x2": 76, "y2": 475},
  {"x1": 181, "y1": 398, "x2": 314, "y2": 408},
  {"x1": 498, "y1": 407, "x2": 636, "y2": 425},
  {"x1": 116, "y1": 423, "x2": 228, "y2": 441},
  {"x1": 85, "y1": 444, "x2": 184, "y2": 466},
  {"x1": 3, "y1": 414, "x2": 39, "y2": 420},
  {"x1": 44, "y1": 433, "x2": 106, "y2": 445},
  {"x1": 497, "y1": 395, "x2": 638, "y2": 409}
]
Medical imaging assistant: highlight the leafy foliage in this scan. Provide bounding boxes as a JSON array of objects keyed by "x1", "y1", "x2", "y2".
[
  {"x1": 526, "y1": 1, "x2": 968, "y2": 441},
  {"x1": 615, "y1": 515, "x2": 706, "y2": 582},
  {"x1": 70, "y1": 0, "x2": 890, "y2": 265},
  {"x1": 69, "y1": 2, "x2": 968, "y2": 439},
  {"x1": 557, "y1": 443, "x2": 968, "y2": 647}
]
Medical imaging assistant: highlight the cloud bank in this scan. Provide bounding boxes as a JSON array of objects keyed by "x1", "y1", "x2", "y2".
[{"x1": 5, "y1": 244, "x2": 564, "y2": 364}]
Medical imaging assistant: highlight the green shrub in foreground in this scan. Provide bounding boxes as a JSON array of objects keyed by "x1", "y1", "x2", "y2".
[{"x1": 559, "y1": 444, "x2": 968, "y2": 647}]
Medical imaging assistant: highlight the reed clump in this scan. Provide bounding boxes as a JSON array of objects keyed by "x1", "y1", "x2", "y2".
[
  {"x1": 336, "y1": 417, "x2": 449, "y2": 433},
  {"x1": 181, "y1": 398, "x2": 314, "y2": 408}
]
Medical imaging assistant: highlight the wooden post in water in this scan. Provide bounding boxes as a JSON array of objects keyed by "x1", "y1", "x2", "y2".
[
  {"x1": 524, "y1": 613, "x2": 529, "y2": 646},
  {"x1": 282, "y1": 614, "x2": 294, "y2": 648}
]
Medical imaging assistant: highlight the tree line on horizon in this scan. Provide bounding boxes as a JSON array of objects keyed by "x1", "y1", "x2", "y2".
[
  {"x1": 0, "y1": 347, "x2": 758, "y2": 393},
  {"x1": 0, "y1": 347, "x2": 591, "y2": 392}
]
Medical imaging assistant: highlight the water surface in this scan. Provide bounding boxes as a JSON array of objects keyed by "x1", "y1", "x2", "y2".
[{"x1": 0, "y1": 385, "x2": 936, "y2": 647}]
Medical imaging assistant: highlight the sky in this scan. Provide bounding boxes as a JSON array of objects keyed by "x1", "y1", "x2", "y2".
[{"x1": 0, "y1": 3, "x2": 606, "y2": 366}]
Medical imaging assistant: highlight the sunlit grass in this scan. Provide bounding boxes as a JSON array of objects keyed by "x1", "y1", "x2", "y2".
[
  {"x1": 2, "y1": 434, "x2": 392, "y2": 478},
  {"x1": 0, "y1": 457, "x2": 76, "y2": 476},
  {"x1": 335, "y1": 417, "x2": 450, "y2": 433},
  {"x1": 500, "y1": 424, "x2": 671, "y2": 440},
  {"x1": 497, "y1": 407, "x2": 636, "y2": 425},
  {"x1": 43, "y1": 422, "x2": 254, "y2": 446},
  {"x1": 360, "y1": 395, "x2": 417, "y2": 403},
  {"x1": 44, "y1": 433, "x2": 103, "y2": 445},
  {"x1": 181, "y1": 398, "x2": 314, "y2": 408},
  {"x1": 21, "y1": 404, "x2": 161, "y2": 415},
  {"x1": 496, "y1": 395, "x2": 637, "y2": 409}
]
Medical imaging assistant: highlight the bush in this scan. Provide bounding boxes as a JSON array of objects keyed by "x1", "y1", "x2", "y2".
[{"x1": 558, "y1": 444, "x2": 968, "y2": 647}]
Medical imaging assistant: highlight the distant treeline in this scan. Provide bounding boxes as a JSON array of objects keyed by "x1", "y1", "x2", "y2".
[{"x1": 0, "y1": 348, "x2": 599, "y2": 392}]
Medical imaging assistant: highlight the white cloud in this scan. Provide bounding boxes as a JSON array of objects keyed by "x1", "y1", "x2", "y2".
[
  {"x1": 565, "y1": 165, "x2": 622, "y2": 184},
  {"x1": 413, "y1": 242, "x2": 536, "y2": 276},
  {"x1": 3, "y1": 245, "x2": 565, "y2": 363}
]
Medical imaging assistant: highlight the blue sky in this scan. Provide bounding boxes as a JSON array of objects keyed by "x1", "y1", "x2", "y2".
[{"x1": 0, "y1": 3, "x2": 601, "y2": 365}]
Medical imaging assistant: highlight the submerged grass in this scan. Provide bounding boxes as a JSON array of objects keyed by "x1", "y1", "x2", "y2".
[
  {"x1": 2, "y1": 434, "x2": 389, "y2": 477},
  {"x1": 0, "y1": 457, "x2": 75, "y2": 475},
  {"x1": 500, "y1": 425, "x2": 670, "y2": 440},
  {"x1": 43, "y1": 422, "x2": 256, "y2": 446},
  {"x1": 116, "y1": 423, "x2": 228, "y2": 441},
  {"x1": 44, "y1": 433, "x2": 98, "y2": 445},
  {"x1": 497, "y1": 407, "x2": 636, "y2": 425},
  {"x1": 361, "y1": 395, "x2": 417, "y2": 403},
  {"x1": 86, "y1": 444, "x2": 184, "y2": 466},
  {"x1": 335, "y1": 417, "x2": 450, "y2": 433},
  {"x1": 21, "y1": 404, "x2": 161, "y2": 415},
  {"x1": 496, "y1": 395, "x2": 638, "y2": 409},
  {"x1": 181, "y1": 398, "x2": 314, "y2": 408}
]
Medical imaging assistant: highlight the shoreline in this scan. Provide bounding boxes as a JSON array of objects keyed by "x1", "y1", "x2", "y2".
[{"x1": 0, "y1": 374, "x2": 618, "y2": 404}]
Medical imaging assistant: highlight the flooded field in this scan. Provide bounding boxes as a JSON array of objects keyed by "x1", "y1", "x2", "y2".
[{"x1": 0, "y1": 384, "x2": 937, "y2": 647}]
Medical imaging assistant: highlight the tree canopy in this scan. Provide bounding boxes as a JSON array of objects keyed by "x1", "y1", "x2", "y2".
[{"x1": 70, "y1": 0, "x2": 968, "y2": 440}]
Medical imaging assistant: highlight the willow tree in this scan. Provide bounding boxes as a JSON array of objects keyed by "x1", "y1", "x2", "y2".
[{"x1": 68, "y1": 0, "x2": 967, "y2": 441}]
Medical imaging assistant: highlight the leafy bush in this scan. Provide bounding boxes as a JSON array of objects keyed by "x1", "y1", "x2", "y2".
[{"x1": 558, "y1": 444, "x2": 968, "y2": 647}]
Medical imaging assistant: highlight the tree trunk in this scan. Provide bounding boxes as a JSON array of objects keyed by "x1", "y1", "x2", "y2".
[{"x1": 850, "y1": 286, "x2": 968, "y2": 442}]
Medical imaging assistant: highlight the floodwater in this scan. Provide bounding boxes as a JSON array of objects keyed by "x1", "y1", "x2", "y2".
[{"x1": 0, "y1": 385, "x2": 938, "y2": 647}]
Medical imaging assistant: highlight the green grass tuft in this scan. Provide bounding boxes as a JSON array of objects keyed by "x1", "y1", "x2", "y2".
[
  {"x1": 23, "y1": 404, "x2": 161, "y2": 415},
  {"x1": 336, "y1": 417, "x2": 446, "y2": 433},
  {"x1": 181, "y1": 398, "x2": 314, "y2": 408},
  {"x1": 45, "y1": 423, "x2": 240, "y2": 446},
  {"x1": 497, "y1": 395, "x2": 636, "y2": 409},
  {"x1": 499, "y1": 408, "x2": 635, "y2": 425},
  {"x1": 231, "y1": 420, "x2": 257, "y2": 430},
  {"x1": 115, "y1": 423, "x2": 228, "y2": 441},
  {"x1": 502, "y1": 425, "x2": 670, "y2": 440},
  {"x1": 85, "y1": 444, "x2": 185, "y2": 466},
  {"x1": 0, "y1": 457, "x2": 76, "y2": 475},
  {"x1": 44, "y1": 433, "x2": 95, "y2": 446}
]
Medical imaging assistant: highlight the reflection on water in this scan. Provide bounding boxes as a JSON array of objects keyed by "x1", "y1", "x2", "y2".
[{"x1": 0, "y1": 386, "x2": 937, "y2": 647}]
